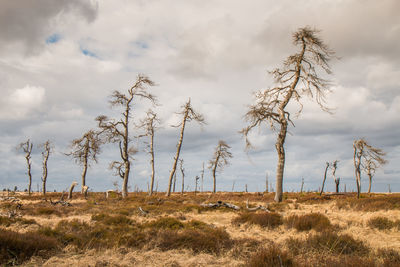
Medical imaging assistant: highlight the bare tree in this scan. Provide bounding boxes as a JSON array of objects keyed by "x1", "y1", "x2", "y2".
[
  {"x1": 331, "y1": 160, "x2": 340, "y2": 193},
  {"x1": 179, "y1": 159, "x2": 185, "y2": 194},
  {"x1": 195, "y1": 175, "x2": 199, "y2": 195},
  {"x1": 18, "y1": 139, "x2": 33, "y2": 195},
  {"x1": 40, "y1": 140, "x2": 52, "y2": 196},
  {"x1": 208, "y1": 140, "x2": 233, "y2": 193},
  {"x1": 241, "y1": 27, "x2": 335, "y2": 202},
  {"x1": 137, "y1": 109, "x2": 160, "y2": 196},
  {"x1": 68, "y1": 181, "x2": 78, "y2": 200},
  {"x1": 166, "y1": 98, "x2": 205, "y2": 196},
  {"x1": 353, "y1": 138, "x2": 387, "y2": 197},
  {"x1": 96, "y1": 75, "x2": 156, "y2": 198},
  {"x1": 66, "y1": 130, "x2": 102, "y2": 197}
]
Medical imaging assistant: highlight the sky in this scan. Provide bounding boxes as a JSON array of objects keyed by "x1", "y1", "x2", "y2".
[{"x1": 0, "y1": 0, "x2": 399, "y2": 194}]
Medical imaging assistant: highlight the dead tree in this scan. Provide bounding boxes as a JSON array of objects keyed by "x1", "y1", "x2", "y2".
[
  {"x1": 172, "y1": 172, "x2": 177, "y2": 192},
  {"x1": 96, "y1": 74, "x2": 156, "y2": 198},
  {"x1": 332, "y1": 160, "x2": 340, "y2": 193},
  {"x1": 66, "y1": 130, "x2": 101, "y2": 197},
  {"x1": 18, "y1": 139, "x2": 33, "y2": 195},
  {"x1": 179, "y1": 159, "x2": 185, "y2": 194},
  {"x1": 40, "y1": 140, "x2": 52, "y2": 196},
  {"x1": 353, "y1": 138, "x2": 387, "y2": 197},
  {"x1": 300, "y1": 177, "x2": 304, "y2": 193},
  {"x1": 137, "y1": 110, "x2": 160, "y2": 196},
  {"x1": 265, "y1": 172, "x2": 269, "y2": 193},
  {"x1": 320, "y1": 162, "x2": 330, "y2": 196},
  {"x1": 208, "y1": 140, "x2": 233, "y2": 193},
  {"x1": 241, "y1": 27, "x2": 335, "y2": 202},
  {"x1": 166, "y1": 99, "x2": 205, "y2": 196}
]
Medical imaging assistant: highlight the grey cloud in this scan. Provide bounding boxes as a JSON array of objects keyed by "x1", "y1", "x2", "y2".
[{"x1": 0, "y1": 0, "x2": 98, "y2": 55}]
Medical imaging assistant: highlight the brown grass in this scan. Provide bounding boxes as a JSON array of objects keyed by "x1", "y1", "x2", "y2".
[
  {"x1": 285, "y1": 213, "x2": 331, "y2": 232},
  {"x1": 246, "y1": 245, "x2": 293, "y2": 267},
  {"x1": 232, "y1": 212, "x2": 283, "y2": 229}
]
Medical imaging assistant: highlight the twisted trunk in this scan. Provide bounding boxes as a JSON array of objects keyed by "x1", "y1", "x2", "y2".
[
  {"x1": 320, "y1": 163, "x2": 330, "y2": 196},
  {"x1": 354, "y1": 146, "x2": 362, "y2": 198}
]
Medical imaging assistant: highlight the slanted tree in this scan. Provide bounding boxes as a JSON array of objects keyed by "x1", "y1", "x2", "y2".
[
  {"x1": 166, "y1": 98, "x2": 205, "y2": 196},
  {"x1": 353, "y1": 138, "x2": 386, "y2": 196},
  {"x1": 40, "y1": 140, "x2": 52, "y2": 196},
  {"x1": 17, "y1": 139, "x2": 33, "y2": 195},
  {"x1": 66, "y1": 130, "x2": 102, "y2": 197},
  {"x1": 241, "y1": 27, "x2": 335, "y2": 202},
  {"x1": 137, "y1": 109, "x2": 160, "y2": 196},
  {"x1": 96, "y1": 74, "x2": 156, "y2": 198},
  {"x1": 320, "y1": 162, "x2": 330, "y2": 196},
  {"x1": 208, "y1": 140, "x2": 233, "y2": 193}
]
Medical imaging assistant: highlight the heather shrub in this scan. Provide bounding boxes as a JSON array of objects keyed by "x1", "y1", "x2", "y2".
[
  {"x1": 233, "y1": 212, "x2": 283, "y2": 229},
  {"x1": 285, "y1": 213, "x2": 331, "y2": 232}
]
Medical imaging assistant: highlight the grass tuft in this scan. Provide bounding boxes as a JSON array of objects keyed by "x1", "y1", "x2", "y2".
[
  {"x1": 285, "y1": 213, "x2": 331, "y2": 232},
  {"x1": 367, "y1": 217, "x2": 394, "y2": 230},
  {"x1": 232, "y1": 212, "x2": 283, "y2": 229},
  {"x1": 246, "y1": 245, "x2": 293, "y2": 267}
]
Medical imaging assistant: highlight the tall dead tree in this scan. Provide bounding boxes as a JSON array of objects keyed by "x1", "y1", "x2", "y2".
[
  {"x1": 18, "y1": 139, "x2": 33, "y2": 195},
  {"x1": 96, "y1": 74, "x2": 156, "y2": 198},
  {"x1": 137, "y1": 110, "x2": 160, "y2": 196},
  {"x1": 208, "y1": 140, "x2": 233, "y2": 193},
  {"x1": 166, "y1": 99, "x2": 205, "y2": 196},
  {"x1": 353, "y1": 138, "x2": 387, "y2": 196},
  {"x1": 40, "y1": 140, "x2": 52, "y2": 196},
  {"x1": 241, "y1": 27, "x2": 335, "y2": 202},
  {"x1": 179, "y1": 159, "x2": 185, "y2": 194},
  {"x1": 67, "y1": 130, "x2": 102, "y2": 197}
]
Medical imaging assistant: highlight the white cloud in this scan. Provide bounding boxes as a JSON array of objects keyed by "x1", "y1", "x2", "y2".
[{"x1": 0, "y1": 85, "x2": 45, "y2": 120}]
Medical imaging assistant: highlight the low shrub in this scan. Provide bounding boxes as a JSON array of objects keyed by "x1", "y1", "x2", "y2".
[
  {"x1": 376, "y1": 248, "x2": 400, "y2": 267},
  {"x1": 155, "y1": 227, "x2": 232, "y2": 254},
  {"x1": 232, "y1": 212, "x2": 283, "y2": 229},
  {"x1": 144, "y1": 217, "x2": 184, "y2": 230},
  {"x1": 367, "y1": 217, "x2": 394, "y2": 230},
  {"x1": 247, "y1": 245, "x2": 293, "y2": 267},
  {"x1": 91, "y1": 213, "x2": 135, "y2": 226},
  {"x1": 0, "y1": 216, "x2": 37, "y2": 227},
  {"x1": 287, "y1": 230, "x2": 369, "y2": 256},
  {"x1": 0, "y1": 229, "x2": 59, "y2": 265},
  {"x1": 285, "y1": 213, "x2": 331, "y2": 232}
]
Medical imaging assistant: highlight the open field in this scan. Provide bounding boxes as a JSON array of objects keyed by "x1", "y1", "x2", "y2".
[{"x1": 1, "y1": 191, "x2": 400, "y2": 266}]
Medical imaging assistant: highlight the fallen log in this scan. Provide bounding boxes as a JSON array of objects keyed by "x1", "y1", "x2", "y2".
[
  {"x1": 200, "y1": 201, "x2": 241, "y2": 210},
  {"x1": 246, "y1": 199, "x2": 270, "y2": 212}
]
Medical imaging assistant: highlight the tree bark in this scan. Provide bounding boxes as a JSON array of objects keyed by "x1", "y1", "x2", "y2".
[
  {"x1": 320, "y1": 162, "x2": 329, "y2": 196},
  {"x1": 42, "y1": 147, "x2": 50, "y2": 196},
  {"x1": 166, "y1": 111, "x2": 188, "y2": 196},
  {"x1": 81, "y1": 140, "x2": 89, "y2": 194},
  {"x1": 367, "y1": 169, "x2": 372, "y2": 193},
  {"x1": 212, "y1": 154, "x2": 220, "y2": 194},
  {"x1": 335, "y1": 179, "x2": 340, "y2": 193},
  {"x1": 353, "y1": 145, "x2": 362, "y2": 198}
]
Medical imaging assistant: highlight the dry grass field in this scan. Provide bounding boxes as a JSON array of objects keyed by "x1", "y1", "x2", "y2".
[{"x1": 1, "y1": 191, "x2": 400, "y2": 266}]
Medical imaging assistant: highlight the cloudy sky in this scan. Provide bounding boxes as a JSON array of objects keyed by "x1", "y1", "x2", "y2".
[{"x1": 1, "y1": 0, "x2": 399, "y2": 193}]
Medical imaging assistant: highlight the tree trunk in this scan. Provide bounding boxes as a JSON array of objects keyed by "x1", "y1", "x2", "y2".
[
  {"x1": 181, "y1": 167, "x2": 185, "y2": 195},
  {"x1": 367, "y1": 169, "x2": 372, "y2": 193},
  {"x1": 212, "y1": 165, "x2": 217, "y2": 193},
  {"x1": 320, "y1": 163, "x2": 330, "y2": 196},
  {"x1": 335, "y1": 179, "x2": 340, "y2": 193},
  {"x1": 274, "y1": 124, "x2": 287, "y2": 202},
  {"x1": 81, "y1": 159, "x2": 88, "y2": 194},
  {"x1": 122, "y1": 161, "x2": 130, "y2": 198},
  {"x1": 42, "y1": 152, "x2": 49, "y2": 196},
  {"x1": 68, "y1": 182, "x2": 77, "y2": 199},
  {"x1": 166, "y1": 113, "x2": 187, "y2": 196},
  {"x1": 353, "y1": 145, "x2": 362, "y2": 198},
  {"x1": 149, "y1": 130, "x2": 155, "y2": 196},
  {"x1": 27, "y1": 159, "x2": 32, "y2": 196},
  {"x1": 173, "y1": 172, "x2": 176, "y2": 192},
  {"x1": 201, "y1": 162, "x2": 204, "y2": 193}
]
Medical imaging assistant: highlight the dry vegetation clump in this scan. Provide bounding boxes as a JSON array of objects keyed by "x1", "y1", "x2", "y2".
[
  {"x1": 232, "y1": 212, "x2": 283, "y2": 229},
  {"x1": 376, "y1": 248, "x2": 400, "y2": 267},
  {"x1": 0, "y1": 215, "x2": 36, "y2": 227},
  {"x1": 286, "y1": 230, "x2": 369, "y2": 256},
  {"x1": 367, "y1": 216, "x2": 394, "y2": 230},
  {"x1": 285, "y1": 213, "x2": 331, "y2": 232},
  {"x1": 246, "y1": 245, "x2": 293, "y2": 267},
  {"x1": 0, "y1": 229, "x2": 59, "y2": 265},
  {"x1": 335, "y1": 195, "x2": 400, "y2": 211}
]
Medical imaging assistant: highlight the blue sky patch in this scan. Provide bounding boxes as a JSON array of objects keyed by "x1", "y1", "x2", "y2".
[
  {"x1": 46, "y1": 33, "x2": 61, "y2": 44},
  {"x1": 80, "y1": 47, "x2": 97, "y2": 58}
]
